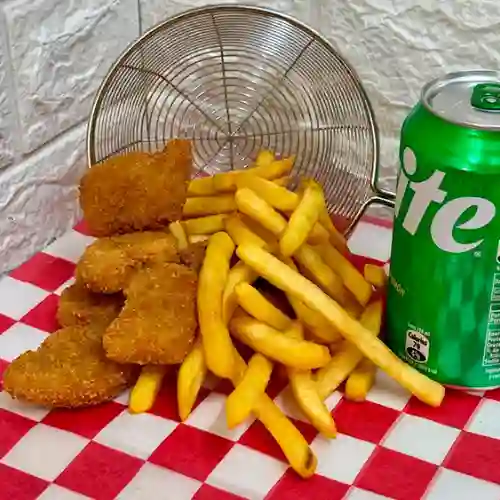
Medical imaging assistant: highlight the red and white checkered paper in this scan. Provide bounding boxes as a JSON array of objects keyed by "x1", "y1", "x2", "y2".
[{"x1": 0, "y1": 219, "x2": 499, "y2": 500}]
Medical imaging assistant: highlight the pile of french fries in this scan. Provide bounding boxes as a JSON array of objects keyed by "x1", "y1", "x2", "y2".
[{"x1": 129, "y1": 151, "x2": 446, "y2": 478}]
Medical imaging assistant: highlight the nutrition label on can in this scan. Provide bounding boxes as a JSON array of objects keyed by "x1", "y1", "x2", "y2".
[{"x1": 483, "y1": 272, "x2": 500, "y2": 366}]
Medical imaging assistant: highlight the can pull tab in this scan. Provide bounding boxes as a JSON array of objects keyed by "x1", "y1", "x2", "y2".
[{"x1": 471, "y1": 83, "x2": 500, "y2": 111}]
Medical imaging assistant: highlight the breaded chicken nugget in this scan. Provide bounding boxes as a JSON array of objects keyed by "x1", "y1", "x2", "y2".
[
  {"x1": 76, "y1": 231, "x2": 180, "y2": 294},
  {"x1": 3, "y1": 325, "x2": 134, "y2": 408},
  {"x1": 104, "y1": 262, "x2": 198, "y2": 365},
  {"x1": 57, "y1": 283, "x2": 124, "y2": 328},
  {"x1": 79, "y1": 139, "x2": 192, "y2": 237}
]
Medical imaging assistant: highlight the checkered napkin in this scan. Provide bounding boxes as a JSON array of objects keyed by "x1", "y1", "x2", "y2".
[{"x1": 0, "y1": 220, "x2": 499, "y2": 500}]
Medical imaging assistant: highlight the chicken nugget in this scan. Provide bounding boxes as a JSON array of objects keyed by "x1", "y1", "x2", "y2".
[
  {"x1": 76, "y1": 231, "x2": 180, "y2": 294},
  {"x1": 57, "y1": 283, "x2": 124, "y2": 328},
  {"x1": 104, "y1": 262, "x2": 198, "y2": 365},
  {"x1": 3, "y1": 325, "x2": 134, "y2": 408},
  {"x1": 79, "y1": 139, "x2": 192, "y2": 237}
]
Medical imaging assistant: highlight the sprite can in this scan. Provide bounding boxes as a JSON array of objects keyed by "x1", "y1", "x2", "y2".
[{"x1": 386, "y1": 70, "x2": 500, "y2": 389}]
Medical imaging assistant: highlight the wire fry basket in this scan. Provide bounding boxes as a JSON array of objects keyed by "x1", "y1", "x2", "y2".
[{"x1": 87, "y1": 5, "x2": 394, "y2": 234}]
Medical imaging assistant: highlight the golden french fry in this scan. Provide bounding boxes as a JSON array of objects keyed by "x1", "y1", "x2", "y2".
[
  {"x1": 236, "y1": 178, "x2": 331, "y2": 245},
  {"x1": 129, "y1": 365, "x2": 166, "y2": 414},
  {"x1": 316, "y1": 242, "x2": 372, "y2": 306},
  {"x1": 177, "y1": 338, "x2": 207, "y2": 421},
  {"x1": 235, "y1": 282, "x2": 292, "y2": 330},
  {"x1": 239, "y1": 214, "x2": 279, "y2": 248},
  {"x1": 304, "y1": 179, "x2": 347, "y2": 252},
  {"x1": 345, "y1": 358, "x2": 377, "y2": 402},
  {"x1": 318, "y1": 209, "x2": 348, "y2": 253},
  {"x1": 230, "y1": 351, "x2": 317, "y2": 478},
  {"x1": 182, "y1": 214, "x2": 228, "y2": 235},
  {"x1": 288, "y1": 295, "x2": 342, "y2": 343},
  {"x1": 316, "y1": 301, "x2": 382, "y2": 399},
  {"x1": 295, "y1": 244, "x2": 361, "y2": 317},
  {"x1": 222, "y1": 261, "x2": 257, "y2": 323},
  {"x1": 186, "y1": 150, "x2": 276, "y2": 196},
  {"x1": 236, "y1": 244, "x2": 445, "y2": 407},
  {"x1": 236, "y1": 175, "x2": 298, "y2": 212},
  {"x1": 230, "y1": 313, "x2": 330, "y2": 370},
  {"x1": 255, "y1": 150, "x2": 275, "y2": 167},
  {"x1": 226, "y1": 353, "x2": 273, "y2": 428},
  {"x1": 281, "y1": 257, "x2": 342, "y2": 343},
  {"x1": 183, "y1": 195, "x2": 237, "y2": 217},
  {"x1": 224, "y1": 214, "x2": 269, "y2": 249},
  {"x1": 235, "y1": 188, "x2": 327, "y2": 245},
  {"x1": 285, "y1": 322, "x2": 337, "y2": 437},
  {"x1": 235, "y1": 187, "x2": 288, "y2": 235},
  {"x1": 189, "y1": 234, "x2": 210, "y2": 244},
  {"x1": 187, "y1": 176, "x2": 217, "y2": 197},
  {"x1": 198, "y1": 232, "x2": 236, "y2": 378},
  {"x1": 308, "y1": 222, "x2": 330, "y2": 243},
  {"x1": 280, "y1": 180, "x2": 324, "y2": 257},
  {"x1": 364, "y1": 263, "x2": 388, "y2": 288},
  {"x1": 289, "y1": 369, "x2": 337, "y2": 438},
  {"x1": 169, "y1": 221, "x2": 189, "y2": 251},
  {"x1": 273, "y1": 176, "x2": 290, "y2": 187},
  {"x1": 214, "y1": 157, "x2": 295, "y2": 192}
]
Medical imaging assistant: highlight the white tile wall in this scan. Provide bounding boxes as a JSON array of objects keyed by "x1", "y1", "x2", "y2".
[
  {"x1": 0, "y1": 0, "x2": 499, "y2": 272},
  {"x1": 0, "y1": 9, "x2": 15, "y2": 169}
]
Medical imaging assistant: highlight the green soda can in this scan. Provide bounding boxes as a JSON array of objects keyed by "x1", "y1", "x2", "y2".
[{"x1": 386, "y1": 70, "x2": 500, "y2": 390}]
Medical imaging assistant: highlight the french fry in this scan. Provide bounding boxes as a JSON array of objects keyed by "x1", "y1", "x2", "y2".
[
  {"x1": 187, "y1": 176, "x2": 216, "y2": 197},
  {"x1": 318, "y1": 208, "x2": 348, "y2": 253},
  {"x1": 222, "y1": 261, "x2": 257, "y2": 323},
  {"x1": 236, "y1": 175, "x2": 298, "y2": 212},
  {"x1": 303, "y1": 178, "x2": 347, "y2": 252},
  {"x1": 129, "y1": 365, "x2": 166, "y2": 414},
  {"x1": 288, "y1": 295, "x2": 342, "y2": 343},
  {"x1": 169, "y1": 221, "x2": 189, "y2": 251},
  {"x1": 231, "y1": 351, "x2": 317, "y2": 478},
  {"x1": 316, "y1": 242, "x2": 372, "y2": 306},
  {"x1": 235, "y1": 282, "x2": 292, "y2": 330},
  {"x1": 224, "y1": 214, "x2": 268, "y2": 249},
  {"x1": 286, "y1": 322, "x2": 337, "y2": 438},
  {"x1": 177, "y1": 338, "x2": 207, "y2": 421},
  {"x1": 280, "y1": 180, "x2": 324, "y2": 257},
  {"x1": 295, "y1": 244, "x2": 361, "y2": 317},
  {"x1": 290, "y1": 371, "x2": 337, "y2": 438},
  {"x1": 345, "y1": 358, "x2": 377, "y2": 402},
  {"x1": 230, "y1": 313, "x2": 331, "y2": 370},
  {"x1": 236, "y1": 244, "x2": 445, "y2": 407},
  {"x1": 189, "y1": 235, "x2": 210, "y2": 244},
  {"x1": 182, "y1": 214, "x2": 228, "y2": 236},
  {"x1": 214, "y1": 157, "x2": 294, "y2": 192},
  {"x1": 239, "y1": 214, "x2": 279, "y2": 248},
  {"x1": 185, "y1": 150, "x2": 276, "y2": 196},
  {"x1": 364, "y1": 263, "x2": 387, "y2": 288},
  {"x1": 235, "y1": 188, "x2": 327, "y2": 245},
  {"x1": 183, "y1": 195, "x2": 237, "y2": 217},
  {"x1": 198, "y1": 232, "x2": 236, "y2": 378},
  {"x1": 226, "y1": 353, "x2": 273, "y2": 428},
  {"x1": 255, "y1": 150, "x2": 275, "y2": 167},
  {"x1": 235, "y1": 187, "x2": 288, "y2": 235},
  {"x1": 273, "y1": 176, "x2": 290, "y2": 186},
  {"x1": 316, "y1": 301, "x2": 382, "y2": 399},
  {"x1": 282, "y1": 257, "x2": 342, "y2": 343}
]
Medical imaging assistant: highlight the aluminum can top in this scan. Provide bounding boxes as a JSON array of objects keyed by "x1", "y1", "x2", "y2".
[{"x1": 422, "y1": 70, "x2": 500, "y2": 131}]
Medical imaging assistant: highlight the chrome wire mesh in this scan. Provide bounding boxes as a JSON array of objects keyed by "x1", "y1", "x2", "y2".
[{"x1": 87, "y1": 5, "x2": 380, "y2": 232}]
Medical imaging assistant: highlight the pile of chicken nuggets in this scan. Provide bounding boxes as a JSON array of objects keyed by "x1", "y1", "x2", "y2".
[
  {"x1": 3, "y1": 140, "x2": 446, "y2": 479},
  {"x1": 4, "y1": 139, "x2": 201, "y2": 408}
]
